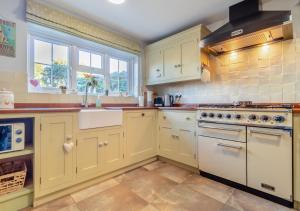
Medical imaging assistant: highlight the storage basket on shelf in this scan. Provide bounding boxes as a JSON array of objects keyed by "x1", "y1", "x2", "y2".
[{"x1": 0, "y1": 160, "x2": 27, "y2": 195}]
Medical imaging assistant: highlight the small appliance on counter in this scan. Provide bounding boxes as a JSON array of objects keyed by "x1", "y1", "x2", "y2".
[
  {"x1": 0, "y1": 89, "x2": 14, "y2": 109},
  {"x1": 154, "y1": 96, "x2": 164, "y2": 107},
  {"x1": 164, "y1": 94, "x2": 174, "y2": 107}
]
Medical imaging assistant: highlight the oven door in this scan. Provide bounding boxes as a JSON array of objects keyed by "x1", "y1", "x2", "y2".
[
  {"x1": 0, "y1": 124, "x2": 13, "y2": 153},
  {"x1": 247, "y1": 127, "x2": 292, "y2": 201}
]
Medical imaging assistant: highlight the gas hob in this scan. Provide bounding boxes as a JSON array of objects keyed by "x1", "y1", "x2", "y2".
[{"x1": 197, "y1": 106, "x2": 292, "y2": 129}]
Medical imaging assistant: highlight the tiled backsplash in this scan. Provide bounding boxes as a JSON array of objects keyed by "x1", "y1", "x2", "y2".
[{"x1": 154, "y1": 38, "x2": 300, "y2": 104}]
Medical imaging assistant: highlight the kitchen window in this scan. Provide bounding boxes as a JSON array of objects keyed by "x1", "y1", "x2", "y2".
[{"x1": 28, "y1": 24, "x2": 139, "y2": 96}]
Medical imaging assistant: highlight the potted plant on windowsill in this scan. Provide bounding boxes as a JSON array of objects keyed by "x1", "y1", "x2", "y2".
[{"x1": 59, "y1": 85, "x2": 67, "y2": 94}]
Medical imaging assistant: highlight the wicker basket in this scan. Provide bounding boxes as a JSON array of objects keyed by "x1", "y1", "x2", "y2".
[{"x1": 0, "y1": 161, "x2": 27, "y2": 195}]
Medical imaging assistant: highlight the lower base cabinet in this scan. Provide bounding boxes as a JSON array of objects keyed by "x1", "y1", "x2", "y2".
[
  {"x1": 158, "y1": 111, "x2": 197, "y2": 167},
  {"x1": 76, "y1": 128, "x2": 124, "y2": 180}
]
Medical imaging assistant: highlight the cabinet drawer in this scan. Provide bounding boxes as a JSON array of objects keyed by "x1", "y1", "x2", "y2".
[
  {"x1": 126, "y1": 110, "x2": 155, "y2": 118},
  {"x1": 158, "y1": 111, "x2": 195, "y2": 127}
]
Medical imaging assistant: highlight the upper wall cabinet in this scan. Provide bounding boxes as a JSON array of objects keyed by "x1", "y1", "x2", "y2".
[{"x1": 145, "y1": 25, "x2": 210, "y2": 85}]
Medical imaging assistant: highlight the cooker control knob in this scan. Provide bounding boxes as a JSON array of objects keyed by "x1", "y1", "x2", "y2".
[
  {"x1": 226, "y1": 114, "x2": 232, "y2": 119},
  {"x1": 260, "y1": 115, "x2": 269, "y2": 122},
  {"x1": 248, "y1": 114, "x2": 257, "y2": 121},
  {"x1": 235, "y1": 114, "x2": 241, "y2": 119},
  {"x1": 15, "y1": 129, "x2": 23, "y2": 135},
  {"x1": 201, "y1": 112, "x2": 207, "y2": 118},
  {"x1": 274, "y1": 115, "x2": 285, "y2": 123},
  {"x1": 217, "y1": 113, "x2": 223, "y2": 119},
  {"x1": 16, "y1": 138, "x2": 23, "y2": 143},
  {"x1": 209, "y1": 113, "x2": 215, "y2": 118}
]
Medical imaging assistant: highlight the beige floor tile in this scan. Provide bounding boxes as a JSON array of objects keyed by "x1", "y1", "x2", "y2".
[
  {"x1": 24, "y1": 196, "x2": 75, "y2": 211},
  {"x1": 158, "y1": 184, "x2": 225, "y2": 211},
  {"x1": 141, "y1": 204, "x2": 160, "y2": 211},
  {"x1": 154, "y1": 164, "x2": 193, "y2": 183},
  {"x1": 226, "y1": 189, "x2": 293, "y2": 211},
  {"x1": 114, "y1": 167, "x2": 150, "y2": 184},
  {"x1": 120, "y1": 171, "x2": 178, "y2": 204},
  {"x1": 71, "y1": 178, "x2": 119, "y2": 203},
  {"x1": 183, "y1": 174, "x2": 235, "y2": 203},
  {"x1": 76, "y1": 184, "x2": 148, "y2": 211},
  {"x1": 143, "y1": 160, "x2": 167, "y2": 171}
]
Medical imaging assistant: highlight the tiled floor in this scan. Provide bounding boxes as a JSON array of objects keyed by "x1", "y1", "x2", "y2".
[{"x1": 24, "y1": 161, "x2": 294, "y2": 211}]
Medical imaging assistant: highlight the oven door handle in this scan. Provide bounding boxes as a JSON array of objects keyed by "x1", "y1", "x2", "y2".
[
  {"x1": 217, "y1": 143, "x2": 242, "y2": 150},
  {"x1": 249, "y1": 130, "x2": 284, "y2": 137},
  {"x1": 198, "y1": 125, "x2": 243, "y2": 132}
]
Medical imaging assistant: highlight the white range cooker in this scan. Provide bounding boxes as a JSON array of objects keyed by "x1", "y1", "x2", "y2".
[{"x1": 196, "y1": 104, "x2": 293, "y2": 206}]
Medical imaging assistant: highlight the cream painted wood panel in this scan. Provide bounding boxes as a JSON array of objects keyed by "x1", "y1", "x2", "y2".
[
  {"x1": 146, "y1": 49, "x2": 164, "y2": 84},
  {"x1": 177, "y1": 128, "x2": 197, "y2": 167},
  {"x1": 294, "y1": 114, "x2": 300, "y2": 203},
  {"x1": 40, "y1": 115, "x2": 74, "y2": 191},
  {"x1": 76, "y1": 132, "x2": 101, "y2": 178},
  {"x1": 158, "y1": 126, "x2": 178, "y2": 160},
  {"x1": 163, "y1": 44, "x2": 182, "y2": 80},
  {"x1": 102, "y1": 128, "x2": 124, "y2": 172},
  {"x1": 180, "y1": 35, "x2": 200, "y2": 78},
  {"x1": 125, "y1": 111, "x2": 156, "y2": 164}
]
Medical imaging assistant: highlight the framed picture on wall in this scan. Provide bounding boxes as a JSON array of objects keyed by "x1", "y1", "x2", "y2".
[{"x1": 0, "y1": 18, "x2": 16, "y2": 57}]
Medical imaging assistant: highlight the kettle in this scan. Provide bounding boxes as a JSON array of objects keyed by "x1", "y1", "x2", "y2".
[{"x1": 164, "y1": 94, "x2": 174, "y2": 107}]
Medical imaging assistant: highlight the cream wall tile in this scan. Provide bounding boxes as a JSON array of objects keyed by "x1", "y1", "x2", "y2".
[{"x1": 154, "y1": 39, "x2": 299, "y2": 104}]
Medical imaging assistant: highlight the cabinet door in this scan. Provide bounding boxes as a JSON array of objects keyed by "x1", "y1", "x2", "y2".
[
  {"x1": 40, "y1": 115, "x2": 74, "y2": 191},
  {"x1": 159, "y1": 126, "x2": 178, "y2": 160},
  {"x1": 102, "y1": 128, "x2": 124, "y2": 172},
  {"x1": 126, "y1": 111, "x2": 156, "y2": 164},
  {"x1": 76, "y1": 132, "x2": 101, "y2": 178},
  {"x1": 177, "y1": 128, "x2": 197, "y2": 167},
  {"x1": 163, "y1": 45, "x2": 181, "y2": 80},
  {"x1": 146, "y1": 49, "x2": 163, "y2": 84},
  {"x1": 180, "y1": 36, "x2": 200, "y2": 78}
]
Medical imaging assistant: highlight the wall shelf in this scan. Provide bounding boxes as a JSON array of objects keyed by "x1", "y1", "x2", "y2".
[{"x1": 0, "y1": 147, "x2": 34, "y2": 160}]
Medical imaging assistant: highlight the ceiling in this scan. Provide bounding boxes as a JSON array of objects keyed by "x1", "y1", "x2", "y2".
[
  {"x1": 42, "y1": 0, "x2": 244, "y2": 43},
  {"x1": 41, "y1": 0, "x2": 298, "y2": 44}
]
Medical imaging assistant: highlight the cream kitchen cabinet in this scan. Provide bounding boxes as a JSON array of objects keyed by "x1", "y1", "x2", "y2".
[
  {"x1": 145, "y1": 24, "x2": 210, "y2": 85},
  {"x1": 158, "y1": 110, "x2": 197, "y2": 167},
  {"x1": 76, "y1": 127, "x2": 124, "y2": 180},
  {"x1": 40, "y1": 114, "x2": 75, "y2": 194},
  {"x1": 294, "y1": 114, "x2": 300, "y2": 208},
  {"x1": 145, "y1": 49, "x2": 164, "y2": 84},
  {"x1": 125, "y1": 110, "x2": 157, "y2": 164}
]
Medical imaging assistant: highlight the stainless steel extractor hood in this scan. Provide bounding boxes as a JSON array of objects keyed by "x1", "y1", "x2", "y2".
[{"x1": 201, "y1": 0, "x2": 293, "y2": 55}]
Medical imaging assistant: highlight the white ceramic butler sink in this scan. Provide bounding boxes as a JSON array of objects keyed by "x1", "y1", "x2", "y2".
[{"x1": 78, "y1": 109, "x2": 123, "y2": 129}]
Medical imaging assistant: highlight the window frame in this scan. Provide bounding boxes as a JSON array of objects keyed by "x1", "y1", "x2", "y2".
[
  {"x1": 28, "y1": 24, "x2": 138, "y2": 96},
  {"x1": 28, "y1": 35, "x2": 72, "y2": 93}
]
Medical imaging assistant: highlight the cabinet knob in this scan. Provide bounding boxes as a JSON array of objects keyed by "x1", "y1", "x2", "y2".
[
  {"x1": 141, "y1": 113, "x2": 145, "y2": 117},
  {"x1": 186, "y1": 117, "x2": 191, "y2": 120},
  {"x1": 174, "y1": 65, "x2": 178, "y2": 68},
  {"x1": 156, "y1": 69, "x2": 160, "y2": 72},
  {"x1": 104, "y1": 141, "x2": 109, "y2": 146},
  {"x1": 163, "y1": 116, "x2": 167, "y2": 120},
  {"x1": 177, "y1": 64, "x2": 182, "y2": 68},
  {"x1": 98, "y1": 142, "x2": 103, "y2": 147}
]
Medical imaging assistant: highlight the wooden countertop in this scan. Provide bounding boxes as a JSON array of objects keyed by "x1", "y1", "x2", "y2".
[{"x1": 0, "y1": 107, "x2": 81, "y2": 114}]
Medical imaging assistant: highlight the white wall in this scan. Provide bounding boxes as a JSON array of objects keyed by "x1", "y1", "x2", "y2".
[{"x1": 0, "y1": 0, "x2": 137, "y2": 104}]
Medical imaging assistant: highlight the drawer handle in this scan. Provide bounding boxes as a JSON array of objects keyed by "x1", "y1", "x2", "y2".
[
  {"x1": 217, "y1": 143, "x2": 242, "y2": 150},
  {"x1": 199, "y1": 126, "x2": 242, "y2": 132},
  {"x1": 63, "y1": 142, "x2": 74, "y2": 153},
  {"x1": 156, "y1": 69, "x2": 160, "y2": 72},
  {"x1": 172, "y1": 135, "x2": 179, "y2": 139},
  {"x1": 180, "y1": 129, "x2": 192, "y2": 132},
  {"x1": 66, "y1": 135, "x2": 72, "y2": 141},
  {"x1": 141, "y1": 113, "x2": 145, "y2": 117},
  {"x1": 249, "y1": 130, "x2": 282, "y2": 137},
  {"x1": 186, "y1": 117, "x2": 191, "y2": 120},
  {"x1": 261, "y1": 183, "x2": 275, "y2": 191}
]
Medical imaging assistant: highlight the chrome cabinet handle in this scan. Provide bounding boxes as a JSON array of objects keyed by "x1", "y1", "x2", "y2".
[
  {"x1": 217, "y1": 143, "x2": 242, "y2": 150},
  {"x1": 198, "y1": 126, "x2": 242, "y2": 132},
  {"x1": 249, "y1": 130, "x2": 283, "y2": 137}
]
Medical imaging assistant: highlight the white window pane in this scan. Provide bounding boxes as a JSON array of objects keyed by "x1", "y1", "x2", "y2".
[
  {"x1": 53, "y1": 44, "x2": 68, "y2": 65},
  {"x1": 79, "y1": 50, "x2": 90, "y2": 67},
  {"x1": 91, "y1": 53, "x2": 102, "y2": 69},
  {"x1": 119, "y1": 60, "x2": 128, "y2": 93},
  {"x1": 34, "y1": 40, "x2": 51, "y2": 64},
  {"x1": 110, "y1": 58, "x2": 119, "y2": 73},
  {"x1": 119, "y1": 60, "x2": 128, "y2": 72}
]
